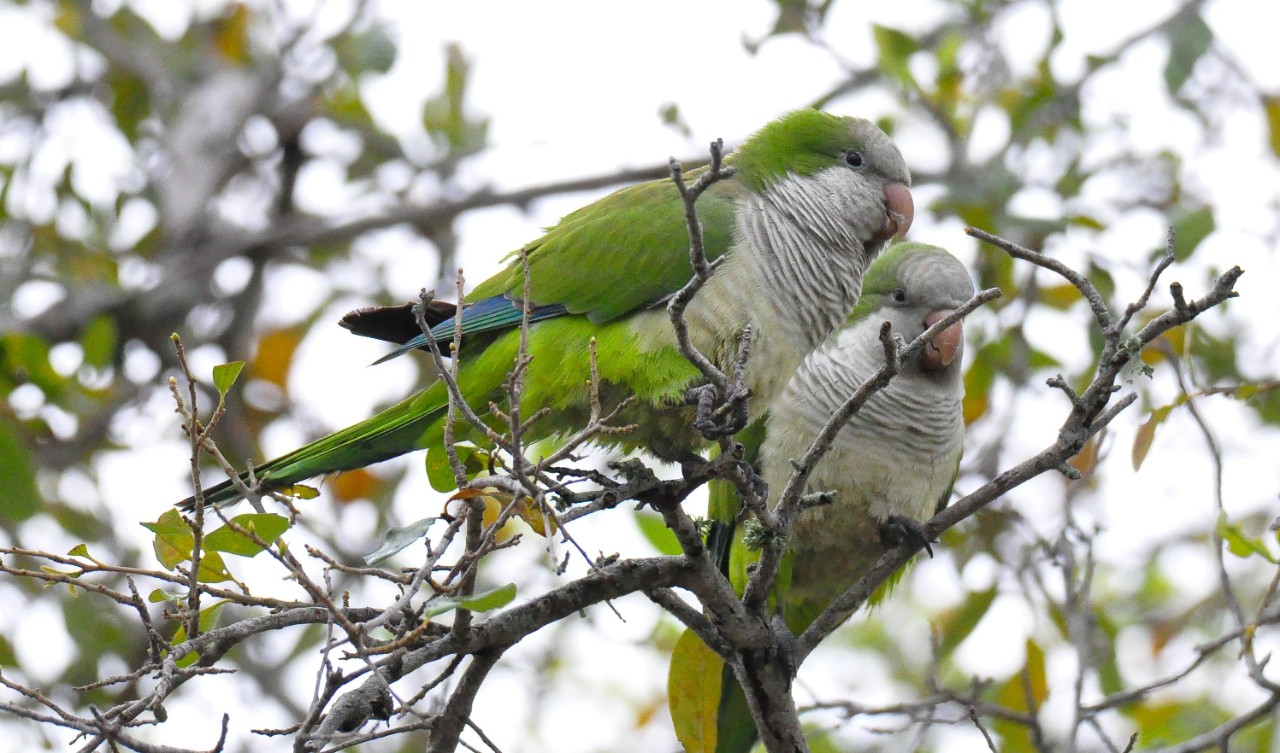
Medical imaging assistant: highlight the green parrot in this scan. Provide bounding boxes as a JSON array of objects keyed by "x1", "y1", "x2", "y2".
[
  {"x1": 668, "y1": 242, "x2": 973, "y2": 753},
  {"x1": 178, "y1": 109, "x2": 914, "y2": 510}
]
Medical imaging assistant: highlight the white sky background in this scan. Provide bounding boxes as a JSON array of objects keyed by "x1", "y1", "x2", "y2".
[{"x1": 3, "y1": 0, "x2": 1280, "y2": 751}]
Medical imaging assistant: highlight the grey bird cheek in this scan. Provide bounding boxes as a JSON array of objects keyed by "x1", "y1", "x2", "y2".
[{"x1": 840, "y1": 183, "x2": 878, "y2": 231}]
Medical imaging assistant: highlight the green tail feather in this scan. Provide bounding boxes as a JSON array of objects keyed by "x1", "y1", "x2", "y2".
[
  {"x1": 715, "y1": 665, "x2": 758, "y2": 753},
  {"x1": 178, "y1": 384, "x2": 449, "y2": 511}
]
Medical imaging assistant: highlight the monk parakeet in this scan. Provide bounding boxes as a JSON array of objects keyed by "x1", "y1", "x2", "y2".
[
  {"x1": 668, "y1": 242, "x2": 973, "y2": 753},
  {"x1": 178, "y1": 109, "x2": 913, "y2": 510}
]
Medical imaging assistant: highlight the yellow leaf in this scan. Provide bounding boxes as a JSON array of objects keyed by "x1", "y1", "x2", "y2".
[
  {"x1": 514, "y1": 496, "x2": 558, "y2": 537},
  {"x1": 448, "y1": 487, "x2": 557, "y2": 539},
  {"x1": 962, "y1": 391, "x2": 988, "y2": 425},
  {"x1": 480, "y1": 494, "x2": 502, "y2": 530},
  {"x1": 1039, "y1": 283, "x2": 1082, "y2": 310},
  {"x1": 330, "y1": 468, "x2": 379, "y2": 504},
  {"x1": 1068, "y1": 436, "x2": 1098, "y2": 475},
  {"x1": 54, "y1": 4, "x2": 82, "y2": 36},
  {"x1": 1160, "y1": 327, "x2": 1189, "y2": 357},
  {"x1": 1265, "y1": 96, "x2": 1280, "y2": 158},
  {"x1": 1132, "y1": 405, "x2": 1174, "y2": 471},
  {"x1": 252, "y1": 327, "x2": 303, "y2": 392},
  {"x1": 1132, "y1": 417, "x2": 1158, "y2": 471},
  {"x1": 633, "y1": 696, "x2": 661, "y2": 729},
  {"x1": 668, "y1": 629, "x2": 723, "y2": 753},
  {"x1": 213, "y1": 4, "x2": 251, "y2": 63},
  {"x1": 279, "y1": 484, "x2": 320, "y2": 500},
  {"x1": 1024, "y1": 639, "x2": 1048, "y2": 705}
]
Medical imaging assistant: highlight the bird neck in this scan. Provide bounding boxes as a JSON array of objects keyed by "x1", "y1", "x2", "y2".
[
  {"x1": 799, "y1": 318, "x2": 964, "y2": 454},
  {"x1": 677, "y1": 169, "x2": 886, "y2": 415},
  {"x1": 738, "y1": 171, "x2": 882, "y2": 351}
]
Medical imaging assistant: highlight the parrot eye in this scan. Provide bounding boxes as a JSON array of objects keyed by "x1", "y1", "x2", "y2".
[
  {"x1": 844, "y1": 151, "x2": 866, "y2": 169},
  {"x1": 891, "y1": 287, "x2": 907, "y2": 303}
]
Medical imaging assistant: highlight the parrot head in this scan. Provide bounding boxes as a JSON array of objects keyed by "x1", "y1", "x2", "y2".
[
  {"x1": 732, "y1": 109, "x2": 914, "y2": 250},
  {"x1": 853, "y1": 242, "x2": 976, "y2": 375}
]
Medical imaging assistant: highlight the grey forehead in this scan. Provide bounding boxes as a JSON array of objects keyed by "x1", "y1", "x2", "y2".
[
  {"x1": 899, "y1": 251, "x2": 976, "y2": 306},
  {"x1": 852, "y1": 120, "x2": 911, "y2": 185}
]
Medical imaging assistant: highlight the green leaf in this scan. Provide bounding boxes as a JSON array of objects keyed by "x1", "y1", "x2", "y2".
[
  {"x1": 1170, "y1": 208, "x2": 1215, "y2": 261},
  {"x1": 334, "y1": 25, "x2": 398, "y2": 74},
  {"x1": 142, "y1": 509, "x2": 195, "y2": 569},
  {"x1": 0, "y1": 635, "x2": 17, "y2": 667},
  {"x1": 212, "y1": 361, "x2": 245, "y2": 396},
  {"x1": 148, "y1": 589, "x2": 185, "y2": 604},
  {"x1": 193, "y1": 550, "x2": 234, "y2": 583},
  {"x1": 422, "y1": 44, "x2": 488, "y2": 154},
  {"x1": 142, "y1": 510, "x2": 243, "y2": 579},
  {"x1": 1087, "y1": 261, "x2": 1116, "y2": 305},
  {"x1": 426, "y1": 445, "x2": 460, "y2": 492},
  {"x1": 634, "y1": 512, "x2": 682, "y2": 556},
  {"x1": 767, "y1": 0, "x2": 810, "y2": 35},
  {"x1": 426, "y1": 443, "x2": 489, "y2": 493},
  {"x1": 170, "y1": 601, "x2": 228, "y2": 667},
  {"x1": 1094, "y1": 610, "x2": 1125, "y2": 696},
  {"x1": 935, "y1": 586, "x2": 997, "y2": 658},
  {"x1": 4, "y1": 332, "x2": 64, "y2": 396},
  {"x1": 459, "y1": 582, "x2": 517, "y2": 611},
  {"x1": 668, "y1": 628, "x2": 724, "y2": 753},
  {"x1": 67, "y1": 544, "x2": 90, "y2": 558},
  {"x1": 424, "y1": 583, "x2": 517, "y2": 618},
  {"x1": 873, "y1": 24, "x2": 918, "y2": 88},
  {"x1": 105, "y1": 67, "x2": 150, "y2": 142},
  {"x1": 658, "y1": 102, "x2": 691, "y2": 138},
  {"x1": 0, "y1": 420, "x2": 41, "y2": 522},
  {"x1": 1218, "y1": 513, "x2": 1276, "y2": 563},
  {"x1": 1026, "y1": 346, "x2": 1062, "y2": 372},
  {"x1": 79, "y1": 315, "x2": 117, "y2": 369},
  {"x1": 364, "y1": 517, "x2": 438, "y2": 565},
  {"x1": 203, "y1": 513, "x2": 291, "y2": 557},
  {"x1": 1163, "y1": 13, "x2": 1213, "y2": 95}
]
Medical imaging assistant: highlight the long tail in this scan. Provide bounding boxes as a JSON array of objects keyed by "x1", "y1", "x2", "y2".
[{"x1": 177, "y1": 386, "x2": 447, "y2": 511}]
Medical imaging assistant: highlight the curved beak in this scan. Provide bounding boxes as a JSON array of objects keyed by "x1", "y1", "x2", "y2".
[
  {"x1": 920, "y1": 309, "x2": 962, "y2": 372},
  {"x1": 875, "y1": 182, "x2": 914, "y2": 242}
]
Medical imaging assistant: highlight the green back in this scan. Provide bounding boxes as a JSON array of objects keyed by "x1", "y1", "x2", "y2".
[
  {"x1": 469, "y1": 175, "x2": 745, "y2": 323},
  {"x1": 468, "y1": 109, "x2": 876, "y2": 324}
]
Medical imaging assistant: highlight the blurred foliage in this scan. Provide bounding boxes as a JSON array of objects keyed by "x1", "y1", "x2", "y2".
[{"x1": 0, "y1": 0, "x2": 1277, "y2": 751}]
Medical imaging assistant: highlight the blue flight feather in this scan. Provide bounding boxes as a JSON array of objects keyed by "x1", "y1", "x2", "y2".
[{"x1": 371, "y1": 296, "x2": 568, "y2": 365}]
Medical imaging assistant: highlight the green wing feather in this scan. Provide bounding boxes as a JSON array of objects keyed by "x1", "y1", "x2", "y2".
[
  {"x1": 183, "y1": 310, "x2": 708, "y2": 510},
  {"x1": 178, "y1": 383, "x2": 451, "y2": 510},
  {"x1": 469, "y1": 174, "x2": 745, "y2": 321}
]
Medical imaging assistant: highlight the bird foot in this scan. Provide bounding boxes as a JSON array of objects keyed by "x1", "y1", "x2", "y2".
[
  {"x1": 687, "y1": 383, "x2": 751, "y2": 439},
  {"x1": 878, "y1": 515, "x2": 936, "y2": 558},
  {"x1": 745, "y1": 465, "x2": 769, "y2": 506}
]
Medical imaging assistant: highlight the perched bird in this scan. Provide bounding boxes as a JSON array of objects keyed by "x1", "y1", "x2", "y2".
[
  {"x1": 669, "y1": 242, "x2": 973, "y2": 753},
  {"x1": 178, "y1": 109, "x2": 913, "y2": 510}
]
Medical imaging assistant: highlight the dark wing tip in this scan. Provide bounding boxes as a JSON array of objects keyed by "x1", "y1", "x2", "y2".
[{"x1": 339, "y1": 301, "x2": 457, "y2": 346}]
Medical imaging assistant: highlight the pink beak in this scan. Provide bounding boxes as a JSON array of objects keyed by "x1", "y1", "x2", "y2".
[
  {"x1": 920, "y1": 309, "x2": 962, "y2": 371},
  {"x1": 876, "y1": 182, "x2": 914, "y2": 242}
]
